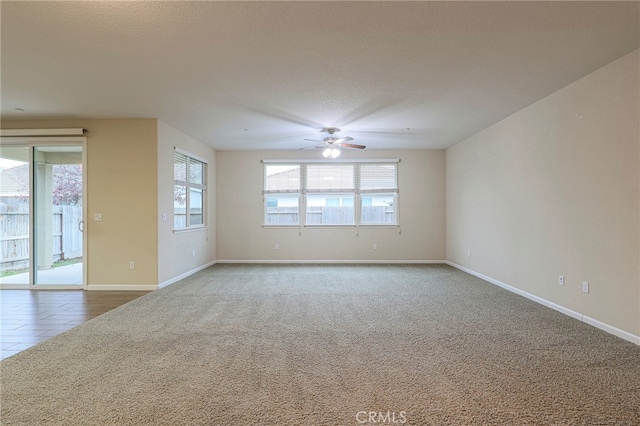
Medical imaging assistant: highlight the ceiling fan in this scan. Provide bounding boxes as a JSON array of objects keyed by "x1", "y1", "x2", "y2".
[{"x1": 300, "y1": 128, "x2": 366, "y2": 158}]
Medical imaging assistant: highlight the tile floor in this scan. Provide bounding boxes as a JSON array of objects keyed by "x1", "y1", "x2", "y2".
[{"x1": 0, "y1": 290, "x2": 149, "y2": 360}]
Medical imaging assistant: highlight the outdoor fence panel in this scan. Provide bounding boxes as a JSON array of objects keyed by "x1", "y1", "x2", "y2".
[
  {"x1": 61, "y1": 205, "x2": 82, "y2": 259},
  {"x1": 361, "y1": 206, "x2": 395, "y2": 224},
  {"x1": 0, "y1": 204, "x2": 82, "y2": 272},
  {"x1": 0, "y1": 204, "x2": 30, "y2": 270},
  {"x1": 266, "y1": 207, "x2": 299, "y2": 225}
]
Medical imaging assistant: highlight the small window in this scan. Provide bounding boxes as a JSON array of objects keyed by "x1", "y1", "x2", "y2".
[{"x1": 174, "y1": 150, "x2": 208, "y2": 230}]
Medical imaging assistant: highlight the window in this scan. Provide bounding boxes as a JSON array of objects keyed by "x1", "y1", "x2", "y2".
[
  {"x1": 263, "y1": 161, "x2": 398, "y2": 227},
  {"x1": 305, "y1": 163, "x2": 355, "y2": 225},
  {"x1": 359, "y1": 163, "x2": 398, "y2": 225},
  {"x1": 174, "y1": 150, "x2": 208, "y2": 229},
  {"x1": 264, "y1": 165, "x2": 300, "y2": 225}
]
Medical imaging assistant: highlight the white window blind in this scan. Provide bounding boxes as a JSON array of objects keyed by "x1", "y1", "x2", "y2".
[
  {"x1": 174, "y1": 152, "x2": 187, "y2": 182},
  {"x1": 305, "y1": 164, "x2": 354, "y2": 193},
  {"x1": 359, "y1": 163, "x2": 398, "y2": 193},
  {"x1": 264, "y1": 165, "x2": 301, "y2": 193}
]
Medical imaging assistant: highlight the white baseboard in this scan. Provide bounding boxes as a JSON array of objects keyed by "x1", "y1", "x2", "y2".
[
  {"x1": 158, "y1": 261, "x2": 217, "y2": 289},
  {"x1": 445, "y1": 261, "x2": 640, "y2": 346},
  {"x1": 87, "y1": 261, "x2": 217, "y2": 291},
  {"x1": 216, "y1": 259, "x2": 446, "y2": 264},
  {"x1": 86, "y1": 284, "x2": 158, "y2": 291},
  {"x1": 581, "y1": 315, "x2": 640, "y2": 346}
]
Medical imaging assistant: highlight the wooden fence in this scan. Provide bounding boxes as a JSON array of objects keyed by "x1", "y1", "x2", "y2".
[{"x1": 0, "y1": 204, "x2": 82, "y2": 272}]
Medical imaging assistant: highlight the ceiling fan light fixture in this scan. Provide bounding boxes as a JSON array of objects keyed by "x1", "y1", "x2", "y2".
[{"x1": 322, "y1": 147, "x2": 341, "y2": 158}]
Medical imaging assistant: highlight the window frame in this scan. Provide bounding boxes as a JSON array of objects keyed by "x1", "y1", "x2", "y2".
[
  {"x1": 174, "y1": 148, "x2": 208, "y2": 232},
  {"x1": 262, "y1": 160, "x2": 399, "y2": 228}
]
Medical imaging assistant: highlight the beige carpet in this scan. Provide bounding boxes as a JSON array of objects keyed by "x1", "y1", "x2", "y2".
[{"x1": 1, "y1": 264, "x2": 639, "y2": 425}]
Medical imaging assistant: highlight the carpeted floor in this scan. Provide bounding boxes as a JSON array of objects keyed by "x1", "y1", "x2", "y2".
[{"x1": 1, "y1": 264, "x2": 639, "y2": 425}]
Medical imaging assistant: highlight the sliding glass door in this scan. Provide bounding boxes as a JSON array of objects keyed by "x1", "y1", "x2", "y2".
[{"x1": 0, "y1": 141, "x2": 85, "y2": 288}]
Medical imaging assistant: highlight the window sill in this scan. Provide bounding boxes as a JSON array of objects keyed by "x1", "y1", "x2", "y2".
[
  {"x1": 304, "y1": 225, "x2": 356, "y2": 229},
  {"x1": 262, "y1": 224, "x2": 399, "y2": 229},
  {"x1": 173, "y1": 226, "x2": 209, "y2": 234}
]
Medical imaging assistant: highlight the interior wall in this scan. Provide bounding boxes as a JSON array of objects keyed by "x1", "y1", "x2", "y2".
[
  {"x1": 0, "y1": 119, "x2": 160, "y2": 288},
  {"x1": 446, "y1": 50, "x2": 640, "y2": 336},
  {"x1": 216, "y1": 149, "x2": 446, "y2": 262},
  {"x1": 157, "y1": 120, "x2": 216, "y2": 285}
]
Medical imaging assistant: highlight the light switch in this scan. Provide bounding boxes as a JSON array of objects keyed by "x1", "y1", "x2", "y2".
[{"x1": 94, "y1": 213, "x2": 103, "y2": 221}]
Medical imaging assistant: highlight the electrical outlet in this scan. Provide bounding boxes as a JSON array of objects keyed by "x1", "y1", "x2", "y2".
[
  {"x1": 274, "y1": 243, "x2": 279, "y2": 250},
  {"x1": 582, "y1": 281, "x2": 589, "y2": 293},
  {"x1": 129, "y1": 261, "x2": 135, "y2": 270},
  {"x1": 162, "y1": 213, "x2": 167, "y2": 221},
  {"x1": 467, "y1": 249, "x2": 471, "y2": 257},
  {"x1": 192, "y1": 250, "x2": 195, "y2": 258},
  {"x1": 373, "y1": 243, "x2": 377, "y2": 250},
  {"x1": 94, "y1": 213, "x2": 103, "y2": 221},
  {"x1": 558, "y1": 275, "x2": 565, "y2": 286}
]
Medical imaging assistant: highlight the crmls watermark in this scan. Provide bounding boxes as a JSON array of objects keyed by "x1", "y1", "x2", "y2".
[{"x1": 355, "y1": 410, "x2": 407, "y2": 424}]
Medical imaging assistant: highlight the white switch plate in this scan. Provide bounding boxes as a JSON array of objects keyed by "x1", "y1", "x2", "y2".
[
  {"x1": 558, "y1": 275, "x2": 564, "y2": 286},
  {"x1": 582, "y1": 281, "x2": 589, "y2": 293},
  {"x1": 94, "y1": 213, "x2": 103, "y2": 221},
  {"x1": 162, "y1": 213, "x2": 167, "y2": 221}
]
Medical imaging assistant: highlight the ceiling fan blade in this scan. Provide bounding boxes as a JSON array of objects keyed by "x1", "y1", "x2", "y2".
[
  {"x1": 335, "y1": 136, "x2": 354, "y2": 143},
  {"x1": 348, "y1": 130, "x2": 410, "y2": 135},
  {"x1": 304, "y1": 138, "x2": 322, "y2": 142},
  {"x1": 338, "y1": 142, "x2": 366, "y2": 149},
  {"x1": 299, "y1": 144, "x2": 325, "y2": 150}
]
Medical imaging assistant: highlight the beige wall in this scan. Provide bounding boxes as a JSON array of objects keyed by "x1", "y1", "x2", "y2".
[
  {"x1": 446, "y1": 50, "x2": 640, "y2": 336},
  {"x1": 157, "y1": 120, "x2": 216, "y2": 285},
  {"x1": 216, "y1": 149, "x2": 446, "y2": 262},
  {"x1": 1, "y1": 119, "x2": 159, "y2": 288}
]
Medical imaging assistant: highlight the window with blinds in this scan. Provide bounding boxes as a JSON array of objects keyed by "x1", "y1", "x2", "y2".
[
  {"x1": 264, "y1": 165, "x2": 301, "y2": 225},
  {"x1": 174, "y1": 150, "x2": 208, "y2": 229},
  {"x1": 359, "y1": 163, "x2": 398, "y2": 225},
  {"x1": 263, "y1": 161, "x2": 398, "y2": 226}
]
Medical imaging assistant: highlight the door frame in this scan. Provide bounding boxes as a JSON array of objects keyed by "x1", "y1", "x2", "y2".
[{"x1": 0, "y1": 136, "x2": 87, "y2": 290}]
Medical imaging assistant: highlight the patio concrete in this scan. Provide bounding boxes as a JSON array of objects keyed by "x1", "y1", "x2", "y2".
[{"x1": 0, "y1": 262, "x2": 83, "y2": 286}]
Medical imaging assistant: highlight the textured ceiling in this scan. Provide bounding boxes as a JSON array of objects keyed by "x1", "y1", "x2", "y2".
[{"x1": 1, "y1": 1, "x2": 638, "y2": 150}]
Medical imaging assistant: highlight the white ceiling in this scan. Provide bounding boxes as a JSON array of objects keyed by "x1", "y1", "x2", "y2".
[{"x1": 1, "y1": 1, "x2": 638, "y2": 150}]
